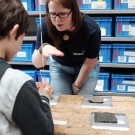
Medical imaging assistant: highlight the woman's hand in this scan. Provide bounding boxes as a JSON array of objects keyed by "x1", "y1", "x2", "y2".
[
  {"x1": 42, "y1": 44, "x2": 64, "y2": 57},
  {"x1": 36, "y1": 82, "x2": 54, "y2": 99},
  {"x1": 72, "y1": 83, "x2": 80, "y2": 95}
]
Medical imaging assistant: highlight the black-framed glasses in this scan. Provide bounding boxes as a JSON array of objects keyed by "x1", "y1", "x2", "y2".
[{"x1": 48, "y1": 10, "x2": 72, "y2": 18}]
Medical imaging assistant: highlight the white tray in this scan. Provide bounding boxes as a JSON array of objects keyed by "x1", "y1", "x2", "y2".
[
  {"x1": 91, "y1": 112, "x2": 129, "y2": 131},
  {"x1": 81, "y1": 96, "x2": 112, "y2": 108}
]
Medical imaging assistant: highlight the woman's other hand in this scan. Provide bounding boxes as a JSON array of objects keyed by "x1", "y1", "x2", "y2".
[
  {"x1": 72, "y1": 83, "x2": 80, "y2": 95},
  {"x1": 42, "y1": 44, "x2": 64, "y2": 57}
]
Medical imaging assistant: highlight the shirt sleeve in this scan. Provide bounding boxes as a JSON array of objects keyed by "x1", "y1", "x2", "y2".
[
  {"x1": 12, "y1": 80, "x2": 54, "y2": 135},
  {"x1": 35, "y1": 17, "x2": 52, "y2": 50}
]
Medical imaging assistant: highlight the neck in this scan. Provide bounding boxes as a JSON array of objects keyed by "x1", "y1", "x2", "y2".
[
  {"x1": 0, "y1": 49, "x2": 6, "y2": 59},
  {"x1": 69, "y1": 26, "x2": 75, "y2": 32},
  {"x1": 64, "y1": 25, "x2": 75, "y2": 32},
  {"x1": 0, "y1": 39, "x2": 8, "y2": 59}
]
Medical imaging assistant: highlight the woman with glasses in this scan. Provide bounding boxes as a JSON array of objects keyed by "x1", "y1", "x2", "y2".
[{"x1": 32, "y1": 0, "x2": 101, "y2": 96}]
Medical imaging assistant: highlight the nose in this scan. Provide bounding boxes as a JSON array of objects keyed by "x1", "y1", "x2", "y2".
[{"x1": 55, "y1": 15, "x2": 61, "y2": 22}]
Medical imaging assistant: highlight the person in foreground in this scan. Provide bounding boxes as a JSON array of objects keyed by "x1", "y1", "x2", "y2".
[
  {"x1": 32, "y1": 0, "x2": 101, "y2": 96},
  {"x1": 0, "y1": 0, "x2": 54, "y2": 135}
]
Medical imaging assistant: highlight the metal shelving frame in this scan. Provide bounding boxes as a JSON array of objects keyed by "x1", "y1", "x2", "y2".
[
  {"x1": 8, "y1": 61, "x2": 135, "y2": 68},
  {"x1": 28, "y1": 10, "x2": 135, "y2": 15},
  {"x1": 24, "y1": 36, "x2": 135, "y2": 42}
]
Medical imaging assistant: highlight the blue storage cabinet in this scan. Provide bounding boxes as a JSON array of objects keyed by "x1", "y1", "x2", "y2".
[
  {"x1": 93, "y1": 17, "x2": 112, "y2": 36},
  {"x1": 77, "y1": 0, "x2": 112, "y2": 10},
  {"x1": 111, "y1": 74, "x2": 135, "y2": 93},
  {"x1": 112, "y1": 44, "x2": 135, "y2": 63},
  {"x1": 22, "y1": 70, "x2": 37, "y2": 81},
  {"x1": 114, "y1": 0, "x2": 135, "y2": 9},
  {"x1": 99, "y1": 44, "x2": 111, "y2": 63},
  {"x1": 95, "y1": 72, "x2": 109, "y2": 92},
  {"x1": 115, "y1": 16, "x2": 135, "y2": 37},
  {"x1": 35, "y1": 0, "x2": 46, "y2": 11},
  {"x1": 37, "y1": 70, "x2": 51, "y2": 84},
  {"x1": 12, "y1": 43, "x2": 34, "y2": 62},
  {"x1": 21, "y1": 0, "x2": 35, "y2": 11}
]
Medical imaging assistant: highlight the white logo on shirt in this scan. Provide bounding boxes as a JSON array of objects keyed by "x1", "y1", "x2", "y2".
[
  {"x1": 73, "y1": 50, "x2": 86, "y2": 56},
  {"x1": 73, "y1": 53, "x2": 84, "y2": 55}
]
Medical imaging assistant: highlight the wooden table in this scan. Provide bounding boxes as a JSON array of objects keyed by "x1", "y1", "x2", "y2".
[{"x1": 51, "y1": 95, "x2": 135, "y2": 135}]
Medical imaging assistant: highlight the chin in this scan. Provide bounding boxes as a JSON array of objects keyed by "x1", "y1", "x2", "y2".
[
  {"x1": 56, "y1": 28, "x2": 63, "y2": 31},
  {"x1": 56, "y1": 26, "x2": 65, "y2": 31}
]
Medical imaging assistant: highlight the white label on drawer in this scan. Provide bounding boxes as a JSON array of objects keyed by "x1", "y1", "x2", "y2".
[
  {"x1": 128, "y1": 86, "x2": 135, "y2": 92},
  {"x1": 99, "y1": 56, "x2": 103, "y2": 62},
  {"x1": 22, "y1": 2, "x2": 27, "y2": 10},
  {"x1": 128, "y1": 2, "x2": 135, "y2": 8},
  {"x1": 95, "y1": 80, "x2": 104, "y2": 91},
  {"x1": 100, "y1": 28, "x2": 106, "y2": 36},
  {"x1": 124, "y1": 51, "x2": 135, "y2": 56},
  {"x1": 91, "y1": 1, "x2": 106, "y2": 9},
  {"x1": 118, "y1": 56, "x2": 126, "y2": 62},
  {"x1": 40, "y1": 0, "x2": 46, "y2": 5},
  {"x1": 16, "y1": 52, "x2": 26, "y2": 57},
  {"x1": 122, "y1": 25, "x2": 131, "y2": 31},
  {"x1": 128, "y1": 57, "x2": 135, "y2": 62},
  {"x1": 121, "y1": 0, "x2": 128, "y2": 3},
  {"x1": 123, "y1": 81, "x2": 135, "y2": 85},
  {"x1": 128, "y1": 0, "x2": 135, "y2": 2},
  {"x1": 83, "y1": 0, "x2": 91, "y2": 4},
  {"x1": 129, "y1": 26, "x2": 135, "y2": 36},
  {"x1": 117, "y1": 85, "x2": 125, "y2": 91}
]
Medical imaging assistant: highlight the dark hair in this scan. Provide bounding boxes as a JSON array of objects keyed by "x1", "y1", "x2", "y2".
[
  {"x1": 45, "y1": 0, "x2": 82, "y2": 48},
  {"x1": 0, "y1": 0, "x2": 29, "y2": 40}
]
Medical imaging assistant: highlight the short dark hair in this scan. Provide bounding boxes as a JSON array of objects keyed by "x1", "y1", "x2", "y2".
[
  {"x1": 45, "y1": 0, "x2": 82, "y2": 48},
  {"x1": 0, "y1": 0, "x2": 29, "y2": 40}
]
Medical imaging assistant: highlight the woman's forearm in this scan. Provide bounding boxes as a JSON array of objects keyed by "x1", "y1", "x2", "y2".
[
  {"x1": 75, "y1": 57, "x2": 97, "y2": 87},
  {"x1": 32, "y1": 49, "x2": 47, "y2": 68}
]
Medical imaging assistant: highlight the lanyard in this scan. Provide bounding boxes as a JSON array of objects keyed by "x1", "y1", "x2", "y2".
[
  {"x1": 38, "y1": 0, "x2": 46, "y2": 84},
  {"x1": 38, "y1": 0, "x2": 43, "y2": 45}
]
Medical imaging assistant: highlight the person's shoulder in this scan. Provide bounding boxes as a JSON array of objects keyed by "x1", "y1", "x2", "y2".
[
  {"x1": 4, "y1": 68, "x2": 33, "y2": 84},
  {"x1": 0, "y1": 68, "x2": 34, "y2": 113},
  {"x1": 41, "y1": 17, "x2": 47, "y2": 27},
  {"x1": 42, "y1": 17, "x2": 47, "y2": 25},
  {"x1": 83, "y1": 14, "x2": 97, "y2": 25},
  {"x1": 38, "y1": 17, "x2": 48, "y2": 32},
  {"x1": 82, "y1": 14, "x2": 100, "y2": 31}
]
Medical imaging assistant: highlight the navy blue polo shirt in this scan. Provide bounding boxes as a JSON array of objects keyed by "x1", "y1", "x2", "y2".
[{"x1": 36, "y1": 14, "x2": 101, "y2": 66}]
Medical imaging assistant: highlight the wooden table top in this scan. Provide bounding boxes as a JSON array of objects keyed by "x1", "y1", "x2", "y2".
[{"x1": 51, "y1": 95, "x2": 135, "y2": 135}]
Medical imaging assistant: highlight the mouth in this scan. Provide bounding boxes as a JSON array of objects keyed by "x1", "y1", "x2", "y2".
[
  {"x1": 56, "y1": 24, "x2": 63, "y2": 27},
  {"x1": 55, "y1": 24, "x2": 64, "y2": 31}
]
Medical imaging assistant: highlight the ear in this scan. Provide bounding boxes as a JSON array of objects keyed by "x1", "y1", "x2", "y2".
[{"x1": 8, "y1": 24, "x2": 19, "y2": 39}]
